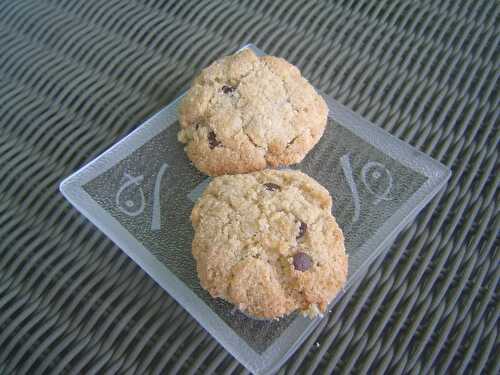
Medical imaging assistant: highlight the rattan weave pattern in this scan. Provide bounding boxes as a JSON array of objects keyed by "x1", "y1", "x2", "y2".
[{"x1": 0, "y1": 0, "x2": 498, "y2": 374}]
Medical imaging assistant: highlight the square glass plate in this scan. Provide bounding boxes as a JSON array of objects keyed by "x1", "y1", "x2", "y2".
[{"x1": 60, "y1": 44, "x2": 450, "y2": 374}]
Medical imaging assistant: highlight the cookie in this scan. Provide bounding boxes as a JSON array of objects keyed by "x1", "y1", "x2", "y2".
[
  {"x1": 191, "y1": 170, "x2": 347, "y2": 320},
  {"x1": 178, "y1": 49, "x2": 328, "y2": 176}
]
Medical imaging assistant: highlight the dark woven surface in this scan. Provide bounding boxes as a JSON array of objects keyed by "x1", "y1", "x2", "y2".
[{"x1": 0, "y1": 0, "x2": 498, "y2": 373}]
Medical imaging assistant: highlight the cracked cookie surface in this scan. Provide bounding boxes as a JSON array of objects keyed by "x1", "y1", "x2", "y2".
[
  {"x1": 191, "y1": 170, "x2": 348, "y2": 320},
  {"x1": 178, "y1": 49, "x2": 328, "y2": 176}
]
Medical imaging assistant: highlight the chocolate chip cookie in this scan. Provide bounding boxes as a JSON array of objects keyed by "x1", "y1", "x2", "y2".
[
  {"x1": 191, "y1": 170, "x2": 347, "y2": 320},
  {"x1": 178, "y1": 49, "x2": 328, "y2": 176}
]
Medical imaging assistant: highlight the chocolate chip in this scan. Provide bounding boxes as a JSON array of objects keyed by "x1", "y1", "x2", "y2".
[
  {"x1": 297, "y1": 221, "x2": 307, "y2": 239},
  {"x1": 208, "y1": 131, "x2": 221, "y2": 149},
  {"x1": 222, "y1": 85, "x2": 235, "y2": 94},
  {"x1": 293, "y1": 252, "x2": 312, "y2": 272},
  {"x1": 287, "y1": 136, "x2": 298, "y2": 147},
  {"x1": 263, "y1": 183, "x2": 281, "y2": 191}
]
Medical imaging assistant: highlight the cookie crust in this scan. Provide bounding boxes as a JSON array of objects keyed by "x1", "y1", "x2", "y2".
[
  {"x1": 178, "y1": 49, "x2": 328, "y2": 176},
  {"x1": 191, "y1": 170, "x2": 348, "y2": 319}
]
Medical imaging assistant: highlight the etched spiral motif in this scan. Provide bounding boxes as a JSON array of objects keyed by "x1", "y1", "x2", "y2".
[
  {"x1": 361, "y1": 162, "x2": 393, "y2": 204},
  {"x1": 341, "y1": 154, "x2": 395, "y2": 224},
  {"x1": 115, "y1": 173, "x2": 145, "y2": 216}
]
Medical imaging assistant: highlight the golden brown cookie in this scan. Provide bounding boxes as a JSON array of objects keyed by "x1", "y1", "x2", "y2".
[
  {"x1": 191, "y1": 170, "x2": 348, "y2": 320},
  {"x1": 178, "y1": 49, "x2": 328, "y2": 176}
]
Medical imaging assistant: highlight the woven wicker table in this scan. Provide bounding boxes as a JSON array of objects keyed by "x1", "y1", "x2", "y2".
[{"x1": 0, "y1": 1, "x2": 498, "y2": 374}]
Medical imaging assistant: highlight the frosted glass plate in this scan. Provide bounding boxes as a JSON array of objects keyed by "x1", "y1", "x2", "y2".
[{"x1": 60, "y1": 44, "x2": 450, "y2": 375}]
